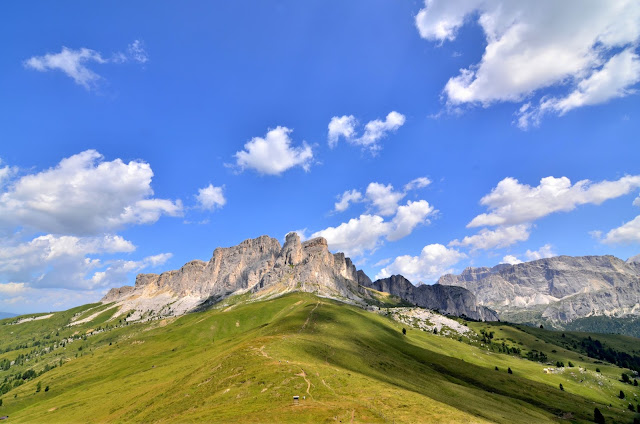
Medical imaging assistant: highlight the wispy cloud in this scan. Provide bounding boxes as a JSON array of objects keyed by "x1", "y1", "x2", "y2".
[{"x1": 24, "y1": 40, "x2": 149, "y2": 90}]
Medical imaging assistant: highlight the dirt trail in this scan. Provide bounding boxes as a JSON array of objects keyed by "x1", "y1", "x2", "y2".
[
  {"x1": 258, "y1": 345, "x2": 272, "y2": 359},
  {"x1": 296, "y1": 368, "x2": 312, "y2": 397},
  {"x1": 300, "y1": 300, "x2": 320, "y2": 331}
]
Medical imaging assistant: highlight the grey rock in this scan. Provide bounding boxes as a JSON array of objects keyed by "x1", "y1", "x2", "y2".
[
  {"x1": 438, "y1": 255, "x2": 640, "y2": 323},
  {"x1": 365, "y1": 275, "x2": 498, "y2": 321},
  {"x1": 103, "y1": 233, "x2": 492, "y2": 321}
]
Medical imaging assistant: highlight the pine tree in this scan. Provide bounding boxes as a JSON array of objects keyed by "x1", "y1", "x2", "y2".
[
  {"x1": 619, "y1": 390, "x2": 625, "y2": 399},
  {"x1": 559, "y1": 383, "x2": 564, "y2": 391},
  {"x1": 508, "y1": 367, "x2": 513, "y2": 374},
  {"x1": 593, "y1": 407, "x2": 605, "y2": 424}
]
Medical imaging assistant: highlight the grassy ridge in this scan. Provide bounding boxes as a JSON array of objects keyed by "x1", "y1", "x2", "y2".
[{"x1": 0, "y1": 293, "x2": 638, "y2": 423}]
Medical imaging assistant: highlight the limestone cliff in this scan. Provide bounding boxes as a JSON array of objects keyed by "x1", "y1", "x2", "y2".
[
  {"x1": 103, "y1": 233, "x2": 495, "y2": 321},
  {"x1": 438, "y1": 255, "x2": 640, "y2": 323}
]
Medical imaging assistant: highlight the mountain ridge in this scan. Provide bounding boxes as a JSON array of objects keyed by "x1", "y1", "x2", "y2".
[
  {"x1": 438, "y1": 254, "x2": 640, "y2": 324},
  {"x1": 103, "y1": 233, "x2": 495, "y2": 321}
]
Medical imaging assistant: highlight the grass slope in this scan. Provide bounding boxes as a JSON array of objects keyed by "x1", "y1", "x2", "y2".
[{"x1": 0, "y1": 294, "x2": 639, "y2": 423}]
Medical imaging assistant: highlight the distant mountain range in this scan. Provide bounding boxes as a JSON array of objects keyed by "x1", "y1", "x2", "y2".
[
  {"x1": 439, "y1": 254, "x2": 640, "y2": 329},
  {"x1": 0, "y1": 312, "x2": 17, "y2": 319},
  {"x1": 103, "y1": 233, "x2": 496, "y2": 321},
  {"x1": 102, "y1": 233, "x2": 640, "y2": 335}
]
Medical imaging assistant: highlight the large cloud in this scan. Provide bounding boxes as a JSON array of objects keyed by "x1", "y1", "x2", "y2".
[
  {"x1": 234, "y1": 126, "x2": 313, "y2": 175},
  {"x1": 416, "y1": 0, "x2": 640, "y2": 127},
  {"x1": 376, "y1": 244, "x2": 466, "y2": 283},
  {"x1": 468, "y1": 175, "x2": 640, "y2": 228},
  {"x1": 319, "y1": 178, "x2": 436, "y2": 256},
  {"x1": 0, "y1": 234, "x2": 132, "y2": 289},
  {"x1": 314, "y1": 202, "x2": 435, "y2": 257},
  {"x1": 0, "y1": 150, "x2": 183, "y2": 235},
  {"x1": 312, "y1": 214, "x2": 390, "y2": 257},
  {"x1": 0, "y1": 232, "x2": 172, "y2": 292}
]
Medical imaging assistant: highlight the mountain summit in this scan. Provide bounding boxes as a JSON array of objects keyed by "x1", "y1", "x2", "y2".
[{"x1": 103, "y1": 233, "x2": 496, "y2": 321}]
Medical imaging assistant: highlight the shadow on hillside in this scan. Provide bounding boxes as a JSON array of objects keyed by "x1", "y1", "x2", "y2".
[{"x1": 298, "y1": 304, "x2": 599, "y2": 423}]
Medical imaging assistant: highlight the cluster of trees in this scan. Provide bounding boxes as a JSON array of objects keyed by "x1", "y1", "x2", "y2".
[
  {"x1": 0, "y1": 354, "x2": 63, "y2": 398},
  {"x1": 478, "y1": 330, "x2": 521, "y2": 355},
  {"x1": 579, "y1": 336, "x2": 640, "y2": 373},
  {"x1": 525, "y1": 350, "x2": 548, "y2": 363},
  {"x1": 621, "y1": 372, "x2": 639, "y2": 386}
]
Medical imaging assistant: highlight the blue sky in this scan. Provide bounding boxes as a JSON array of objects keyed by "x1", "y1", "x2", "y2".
[{"x1": 1, "y1": 1, "x2": 640, "y2": 313}]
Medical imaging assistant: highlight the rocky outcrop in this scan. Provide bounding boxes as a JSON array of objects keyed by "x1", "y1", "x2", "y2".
[
  {"x1": 102, "y1": 233, "x2": 493, "y2": 321},
  {"x1": 438, "y1": 255, "x2": 640, "y2": 323},
  {"x1": 102, "y1": 234, "x2": 366, "y2": 318},
  {"x1": 365, "y1": 275, "x2": 499, "y2": 321}
]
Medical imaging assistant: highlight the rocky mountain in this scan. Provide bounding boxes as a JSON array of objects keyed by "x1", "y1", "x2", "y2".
[
  {"x1": 103, "y1": 233, "x2": 496, "y2": 321},
  {"x1": 438, "y1": 255, "x2": 640, "y2": 323},
  {"x1": 363, "y1": 275, "x2": 499, "y2": 321}
]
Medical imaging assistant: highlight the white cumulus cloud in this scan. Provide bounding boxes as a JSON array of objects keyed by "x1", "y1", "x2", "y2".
[
  {"x1": 327, "y1": 111, "x2": 405, "y2": 153},
  {"x1": 90, "y1": 253, "x2": 172, "y2": 288},
  {"x1": 314, "y1": 203, "x2": 435, "y2": 257},
  {"x1": 468, "y1": 175, "x2": 640, "y2": 228},
  {"x1": 450, "y1": 224, "x2": 530, "y2": 250},
  {"x1": 0, "y1": 234, "x2": 136, "y2": 290},
  {"x1": 500, "y1": 244, "x2": 556, "y2": 264},
  {"x1": 196, "y1": 184, "x2": 226, "y2": 210},
  {"x1": 234, "y1": 126, "x2": 313, "y2": 176},
  {"x1": 602, "y1": 215, "x2": 640, "y2": 245},
  {"x1": 501, "y1": 255, "x2": 522, "y2": 265},
  {"x1": 365, "y1": 182, "x2": 406, "y2": 216},
  {"x1": 0, "y1": 150, "x2": 183, "y2": 235},
  {"x1": 312, "y1": 214, "x2": 390, "y2": 257},
  {"x1": 416, "y1": 0, "x2": 640, "y2": 127},
  {"x1": 376, "y1": 244, "x2": 466, "y2": 283},
  {"x1": 525, "y1": 244, "x2": 556, "y2": 261},
  {"x1": 334, "y1": 189, "x2": 363, "y2": 213},
  {"x1": 328, "y1": 115, "x2": 357, "y2": 148},
  {"x1": 387, "y1": 200, "x2": 435, "y2": 241}
]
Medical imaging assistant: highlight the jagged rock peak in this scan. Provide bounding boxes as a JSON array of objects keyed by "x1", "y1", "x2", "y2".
[{"x1": 101, "y1": 234, "x2": 493, "y2": 323}]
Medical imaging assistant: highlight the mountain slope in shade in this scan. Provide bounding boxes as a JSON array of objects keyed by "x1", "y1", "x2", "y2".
[
  {"x1": 103, "y1": 233, "x2": 496, "y2": 321},
  {"x1": 362, "y1": 274, "x2": 498, "y2": 321},
  {"x1": 438, "y1": 255, "x2": 640, "y2": 323}
]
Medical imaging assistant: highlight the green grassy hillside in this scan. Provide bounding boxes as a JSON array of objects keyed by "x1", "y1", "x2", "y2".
[{"x1": 1, "y1": 294, "x2": 639, "y2": 423}]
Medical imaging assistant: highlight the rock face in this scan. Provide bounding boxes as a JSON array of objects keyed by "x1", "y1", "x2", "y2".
[
  {"x1": 364, "y1": 275, "x2": 499, "y2": 321},
  {"x1": 438, "y1": 255, "x2": 640, "y2": 323},
  {"x1": 103, "y1": 233, "x2": 494, "y2": 321}
]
